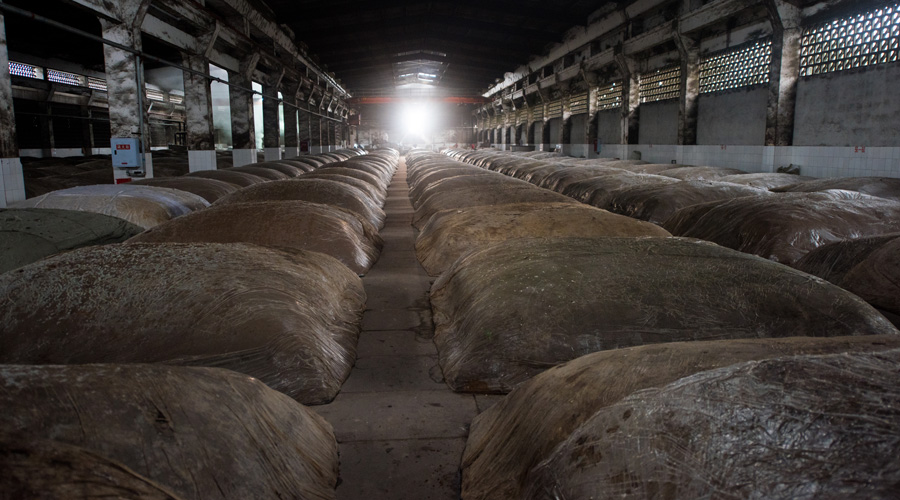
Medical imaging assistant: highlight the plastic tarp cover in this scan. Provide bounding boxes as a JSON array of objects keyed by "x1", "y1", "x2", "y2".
[
  {"x1": 795, "y1": 233, "x2": 900, "y2": 316},
  {"x1": 213, "y1": 179, "x2": 386, "y2": 230},
  {"x1": 186, "y1": 169, "x2": 268, "y2": 187},
  {"x1": 0, "y1": 243, "x2": 365, "y2": 404},
  {"x1": 299, "y1": 172, "x2": 385, "y2": 204},
  {"x1": 0, "y1": 208, "x2": 143, "y2": 274},
  {"x1": 317, "y1": 166, "x2": 389, "y2": 195},
  {"x1": 664, "y1": 190, "x2": 900, "y2": 265},
  {"x1": 129, "y1": 201, "x2": 383, "y2": 275},
  {"x1": 462, "y1": 335, "x2": 900, "y2": 500},
  {"x1": 718, "y1": 172, "x2": 815, "y2": 189},
  {"x1": 252, "y1": 161, "x2": 306, "y2": 177},
  {"x1": 525, "y1": 348, "x2": 900, "y2": 499},
  {"x1": 563, "y1": 173, "x2": 678, "y2": 204},
  {"x1": 0, "y1": 364, "x2": 339, "y2": 500},
  {"x1": 132, "y1": 177, "x2": 241, "y2": 203},
  {"x1": 604, "y1": 180, "x2": 768, "y2": 224},
  {"x1": 536, "y1": 166, "x2": 633, "y2": 193},
  {"x1": 415, "y1": 203, "x2": 671, "y2": 276},
  {"x1": 10, "y1": 184, "x2": 209, "y2": 229},
  {"x1": 411, "y1": 172, "x2": 524, "y2": 209},
  {"x1": 430, "y1": 237, "x2": 898, "y2": 393},
  {"x1": 226, "y1": 165, "x2": 291, "y2": 180},
  {"x1": 772, "y1": 176, "x2": 900, "y2": 201},
  {"x1": 656, "y1": 165, "x2": 747, "y2": 180}
]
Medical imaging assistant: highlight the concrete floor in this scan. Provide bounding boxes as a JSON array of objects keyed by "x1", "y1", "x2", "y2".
[{"x1": 315, "y1": 157, "x2": 503, "y2": 499}]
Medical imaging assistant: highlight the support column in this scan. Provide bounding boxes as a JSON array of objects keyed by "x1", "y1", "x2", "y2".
[
  {"x1": 0, "y1": 12, "x2": 24, "y2": 206},
  {"x1": 298, "y1": 109, "x2": 311, "y2": 153},
  {"x1": 282, "y1": 82, "x2": 301, "y2": 158},
  {"x1": 39, "y1": 102, "x2": 53, "y2": 157},
  {"x1": 616, "y1": 52, "x2": 640, "y2": 145},
  {"x1": 100, "y1": 16, "x2": 153, "y2": 181},
  {"x1": 262, "y1": 84, "x2": 281, "y2": 161},
  {"x1": 540, "y1": 119, "x2": 551, "y2": 151},
  {"x1": 80, "y1": 105, "x2": 94, "y2": 157},
  {"x1": 310, "y1": 117, "x2": 322, "y2": 154},
  {"x1": 765, "y1": 0, "x2": 801, "y2": 146},
  {"x1": 586, "y1": 85, "x2": 600, "y2": 158},
  {"x1": 675, "y1": 34, "x2": 701, "y2": 145},
  {"x1": 182, "y1": 53, "x2": 216, "y2": 172},
  {"x1": 228, "y1": 66, "x2": 256, "y2": 167}
]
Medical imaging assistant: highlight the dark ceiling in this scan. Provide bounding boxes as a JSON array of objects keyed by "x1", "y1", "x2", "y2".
[{"x1": 265, "y1": 0, "x2": 608, "y2": 96}]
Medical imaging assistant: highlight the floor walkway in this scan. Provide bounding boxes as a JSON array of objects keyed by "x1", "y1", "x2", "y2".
[{"x1": 316, "y1": 157, "x2": 501, "y2": 499}]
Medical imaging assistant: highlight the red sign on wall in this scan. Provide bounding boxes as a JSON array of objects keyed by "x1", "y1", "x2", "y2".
[{"x1": 116, "y1": 144, "x2": 132, "y2": 150}]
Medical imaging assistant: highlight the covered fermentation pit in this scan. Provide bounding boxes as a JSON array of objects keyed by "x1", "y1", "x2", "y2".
[
  {"x1": 773, "y1": 176, "x2": 900, "y2": 201},
  {"x1": 225, "y1": 165, "x2": 292, "y2": 180},
  {"x1": 524, "y1": 349, "x2": 900, "y2": 499},
  {"x1": 562, "y1": 172, "x2": 678, "y2": 203},
  {"x1": 0, "y1": 364, "x2": 339, "y2": 500},
  {"x1": 430, "y1": 237, "x2": 898, "y2": 393},
  {"x1": 186, "y1": 169, "x2": 269, "y2": 187},
  {"x1": 214, "y1": 179, "x2": 386, "y2": 230},
  {"x1": 655, "y1": 165, "x2": 748, "y2": 180},
  {"x1": 461, "y1": 335, "x2": 900, "y2": 500},
  {"x1": 602, "y1": 180, "x2": 768, "y2": 224},
  {"x1": 132, "y1": 176, "x2": 241, "y2": 203},
  {"x1": 719, "y1": 172, "x2": 816, "y2": 188},
  {"x1": 0, "y1": 243, "x2": 365, "y2": 404},
  {"x1": 0, "y1": 208, "x2": 143, "y2": 273},
  {"x1": 796, "y1": 233, "x2": 900, "y2": 319},
  {"x1": 10, "y1": 184, "x2": 209, "y2": 229},
  {"x1": 664, "y1": 190, "x2": 900, "y2": 265},
  {"x1": 415, "y1": 202, "x2": 670, "y2": 276},
  {"x1": 128, "y1": 200, "x2": 383, "y2": 275}
]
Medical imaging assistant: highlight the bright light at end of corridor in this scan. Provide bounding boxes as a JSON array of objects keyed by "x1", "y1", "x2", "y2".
[{"x1": 401, "y1": 102, "x2": 434, "y2": 135}]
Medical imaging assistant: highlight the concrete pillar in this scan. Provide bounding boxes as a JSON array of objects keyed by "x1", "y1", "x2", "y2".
[
  {"x1": 282, "y1": 83, "x2": 300, "y2": 158},
  {"x1": 765, "y1": 0, "x2": 801, "y2": 146},
  {"x1": 310, "y1": 117, "x2": 322, "y2": 154},
  {"x1": 586, "y1": 85, "x2": 600, "y2": 158},
  {"x1": 261, "y1": 84, "x2": 281, "y2": 161},
  {"x1": 540, "y1": 119, "x2": 551, "y2": 151},
  {"x1": 182, "y1": 53, "x2": 216, "y2": 172},
  {"x1": 100, "y1": 18, "x2": 153, "y2": 181},
  {"x1": 39, "y1": 102, "x2": 53, "y2": 157},
  {"x1": 616, "y1": 53, "x2": 640, "y2": 145},
  {"x1": 675, "y1": 35, "x2": 701, "y2": 145},
  {"x1": 80, "y1": 105, "x2": 94, "y2": 156},
  {"x1": 228, "y1": 69, "x2": 256, "y2": 167},
  {"x1": 0, "y1": 12, "x2": 24, "y2": 206},
  {"x1": 298, "y1": 109, "x2": 311, "y2": 153}
]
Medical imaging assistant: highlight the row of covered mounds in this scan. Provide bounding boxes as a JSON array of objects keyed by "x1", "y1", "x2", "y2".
[
  {"x1": 2, "y1": 149, "x2": 368, "y2": 270},
  {"x1": 426, "y1": 149, "x2": 900, "y2": 498},
  {"x1": 0, "y1": 149, "x2": 398, "y2": 498},
  {"x1": 446, "y1": 148, "x2": 900, "y2": 321}
]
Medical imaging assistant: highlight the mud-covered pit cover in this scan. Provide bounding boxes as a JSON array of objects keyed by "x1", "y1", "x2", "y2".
[
  {"x1": 773, "y1": 176, "x2": 900, "y2": 201},
  {"x1": 414, "y1": 184, "x2": 577, "y2": 229},
  {"x1": 132, "y1": 176, "x2": 241, "y2": 203},
  {"x1": 0, "y1": 208, "x2": 143, "y2": 274},
  {"x1": 604, "y1": 180, "x2": 768, "y2": 224},
  {"x1": 129, "y1": 200, "x2": 383, "y2": 275},
  {"x1": 0, "y1": 242, "x2": 365, "y2": 404},
  {"x1": 430, "y1": 237, "x2": 898, "y2": 393},
  {"x1": 0, "y1": 364, "x2": 339, "y2": 499},
  {"x1": 524, "y1": 348, "x2": 900, "y2": 499}
]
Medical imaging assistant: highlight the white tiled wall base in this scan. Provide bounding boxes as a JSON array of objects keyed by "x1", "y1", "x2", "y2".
[
  {"x1": 188, "y1": 150, "x2": 217, "y2": 172},
  {"x1": 1, "y1": 157, "x2": 25, "y2": 206},
  {"x1": 264, "y1": 148, "x2": 282, "y2": 161},
  {"x1": 232, "y1": 149, "x2": 256, "y2": 168},
  {"x1": 594, "y1": 145, "x2": 900, "y2": 179}
]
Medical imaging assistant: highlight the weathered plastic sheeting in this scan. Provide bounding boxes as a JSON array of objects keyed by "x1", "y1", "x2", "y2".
[
  {"x1": 0, "y1": 243, "x2": 365, "y2": 404},
  {"x1": 286, "y1": 156, "x2": 326, "y2": 169},
  {"x1": 10, "y1": 184, "x2": 209, "y2": 230},
  {"x1": 408, "y1": 167, "x2": 492, "y2": 200},
  {"x1": 298, "y1": 172, "x2": 385, "y2": 206},
  {"x1": 415, "y1": 203, "x2": 671, "y2": 276},
  {"x1": 410, "y1": 170, "x2": 512, "y2": 208},
  {"x1": 226, "y1": 165, "x2": 291, "y2": 180},
  {"x1": 430, "y1": 237, "x2": 898, "y2": 393},
  {"x1": 656, "y1": 165, "x2": 748, "y2": 180},
  {"x1": 604, "y1": 180, "x2": 768, "y2": 224},
  {"x1": 536, "y1": 166, "x2": 633, "y2": 192},
  {"x1": 562, "y1": 172, "x2": 678, "y2": 203},
  {"x1": 0, "y1": 208, "x2": 143, "y2": 274},
  {"x1": 719, "y1": 172, "x2": 815, "y2": 189},
  {"x1": 317, "y1": 166, "x2": 389, "y2": 195},
  {"x1": 525, "y1": 349, "x2": 900, "y2": 500},
  {"x1": 796, "y1": 233, "x2": 900, "y2": 317},
  {"x1": 609, "y1": 163, "x2": 687, "y2": 175},
  {"x1": 664, "y1": 190, "x2": 900, "y2": 265},
  {"x1": 0, "y1": 364, "x2": 339, "y2": 500},
  {"x1": 462, "y1": 335, "x2": 900, "y2": 500},
  {"x1": 414, "y1": 184, "x2": 577, "y2": 229},
  {"x1": 132, "y1": 177, "x2": 241, "y2": 203},
  {"x1": 214, "y1": 179, "x2": 386, "y2": 230},
  {"x1": 186, "y1": 169, "x2": 268, "y2": 187},
  {"x1": 773, "y1": 176, "x2": 900, "y2": 201},
  {"x1": 129, "y1": 201, "x2": 383, "y2": 275},
  {"x1": 252, "y1": 161, "x2": 307, "y2": 177}
]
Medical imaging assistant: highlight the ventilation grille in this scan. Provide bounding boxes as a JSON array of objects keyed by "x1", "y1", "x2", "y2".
[
  {"x1": 801, "y1": 4, "x2": 900, "y2": 76},
  {"x1": 640, "y1": 65, "x2": 681, "y2": 103},
  {"x1": 701, "y1": 39, "x2": 772, "y2": 93}
]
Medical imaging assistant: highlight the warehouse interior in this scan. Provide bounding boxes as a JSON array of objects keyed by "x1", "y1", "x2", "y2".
[{"x1": 1, "y1": 0, "x2": 900, "y2": 498}]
